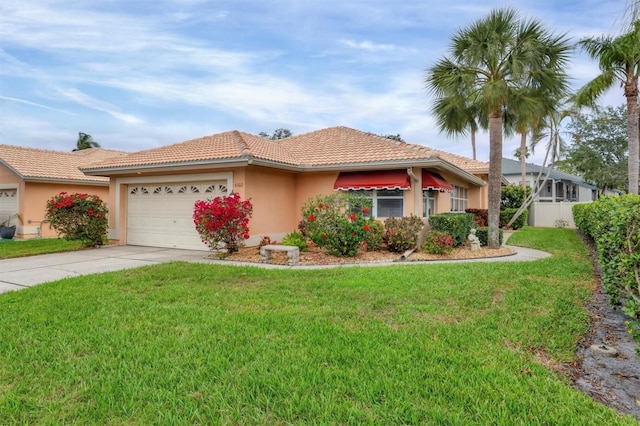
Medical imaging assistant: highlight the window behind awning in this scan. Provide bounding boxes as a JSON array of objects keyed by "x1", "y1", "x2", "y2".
[
  {"x1": 334, "y1": 169, "x2": 411, "y2": 191},
  {"x1": 422, "y1": 170, "x2": 454, "y2": 193}
]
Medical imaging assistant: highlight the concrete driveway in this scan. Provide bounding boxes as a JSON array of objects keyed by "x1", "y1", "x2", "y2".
[{"x1": 0, "y1": 245, "x2": 212, "y2": 294}]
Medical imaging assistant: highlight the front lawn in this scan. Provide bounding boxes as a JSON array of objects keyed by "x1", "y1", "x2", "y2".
[
  {"x1": 0, "y1": 238, "x2": 83, "y2": 259},
  {"x1": 0, "y1": 228, "x2": 635, "y2": 424}
]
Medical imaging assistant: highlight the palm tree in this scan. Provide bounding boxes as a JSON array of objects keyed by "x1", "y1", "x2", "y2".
[
  {"x1": 74, "y1": 132, "x2": 101, "y2": 151},
  {"x1": 426, "y1": 8, "x2": 571, "y2": 248},
  {"x1": 431, "y1": 91, "x2": 483, "y2": 160},
  {"x1": 576, "y1": 20, "x2": 640, "y2": 194}
]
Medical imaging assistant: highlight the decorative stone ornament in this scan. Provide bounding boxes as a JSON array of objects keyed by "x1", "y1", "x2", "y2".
[{"x1": 468, "y1": 228, "x2": 481, "y2": 251}]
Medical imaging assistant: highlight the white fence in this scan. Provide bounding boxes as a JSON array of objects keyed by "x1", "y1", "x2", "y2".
[{"x1": 527, "y1": 201, "x2": 589, "y2": 228}]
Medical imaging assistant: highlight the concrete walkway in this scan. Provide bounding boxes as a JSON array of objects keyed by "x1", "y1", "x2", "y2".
[{"x1": 0, "y1": 243, "x2": 550, "y2": 294}]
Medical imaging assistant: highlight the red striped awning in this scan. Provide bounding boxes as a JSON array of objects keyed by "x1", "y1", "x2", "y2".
[
  {"x1": 422, "y1": 170, "x2": 454, "y2": 192},
  {"x1": 334, "y1": 169, "x2": 411, "y2": 191}
]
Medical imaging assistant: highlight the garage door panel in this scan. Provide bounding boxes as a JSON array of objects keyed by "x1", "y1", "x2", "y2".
[
  {"x1": 126, "y1": 181, "x2": 227, "y2": 250},
  {"x1": 0, "y1": 189, "x2": 18, "y2": 222}
]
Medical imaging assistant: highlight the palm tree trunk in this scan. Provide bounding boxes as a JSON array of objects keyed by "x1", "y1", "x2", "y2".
[
  {"x1": 625, "y1": 81, "x2": 639, "y2": 194},
  {"x1": 488, "y1": 113, "x2": 503, "y2": 249},
  {"x1": 519, "y1": 132, "x2": 527, "y2": 190},
  {"x1": 471, "y1": 129, "x2": 477, "y2": 160}
]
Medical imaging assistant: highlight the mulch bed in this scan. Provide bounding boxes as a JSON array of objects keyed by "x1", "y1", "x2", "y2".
[{"x1": 220, "y1": 244, "x2": 516, "y2": 265}]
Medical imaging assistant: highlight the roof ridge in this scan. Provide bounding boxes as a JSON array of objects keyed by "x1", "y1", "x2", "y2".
[
  {"x1": 0, "y1": 144, "x2": 81, "y2": 157},
  {"x1": 231, "y1": 130, "x2": 253, "y2": 157}
]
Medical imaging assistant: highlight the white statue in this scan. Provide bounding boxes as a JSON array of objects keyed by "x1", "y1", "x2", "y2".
[{"x1": 468, "y1": 228, "x2": 480, "y2": 251}]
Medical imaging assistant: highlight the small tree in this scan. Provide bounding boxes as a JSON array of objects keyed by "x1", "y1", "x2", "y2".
[
  {"x1": 45, "y1": 192, "x2": 108, "y2": 246},
  {"x1": 193, "y1": 193, "x2": 253, "y2": 253}
]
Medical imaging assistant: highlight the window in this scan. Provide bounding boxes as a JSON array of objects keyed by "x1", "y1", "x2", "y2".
[
  {"x1": 450, "y1": 186, "x2": 468, "y2": 212},
  {"x1": 348, "y1": 189, "x2": 404, "y2": 218},
  {"x1": 422, "y1": 190, "x2": 436, "y2": 218}
]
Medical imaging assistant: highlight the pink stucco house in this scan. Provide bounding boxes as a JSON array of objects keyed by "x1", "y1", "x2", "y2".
[
  {"x1": 82, "y1": 126, "x2": 491, "y2": 251},
  {"x1": 0, "y1": 145, "x2": 127, "y2": 238}
]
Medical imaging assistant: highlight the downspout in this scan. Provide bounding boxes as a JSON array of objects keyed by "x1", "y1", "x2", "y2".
[
  {"x1": 407, "y1": 167, "x2": 420, "y2": 217},
  {"x1": 401, "y1": 167, "x2": 425, "y2": 260}
]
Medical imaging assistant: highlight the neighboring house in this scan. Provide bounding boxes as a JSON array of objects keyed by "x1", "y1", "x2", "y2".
[
  {"x1": 0, "y1": 145, "x2": 127, "y2": 238},
  {"x1": 500, "y1": 157, "x2": 617, "y2": 228},
  {"x1": 82, "y1": 126, "x2": 491, "y2": 251},
  {"x1": 501, "y1": 158, "x2": 598, "y2": 202}
]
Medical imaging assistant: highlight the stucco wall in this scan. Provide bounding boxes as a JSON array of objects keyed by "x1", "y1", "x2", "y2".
[
  {"x1": 21, "y1": 182, "x2": 109, "y2": 239},
  {"x1": 245, "y1": 166, "x2": 297, "y2": 242}
]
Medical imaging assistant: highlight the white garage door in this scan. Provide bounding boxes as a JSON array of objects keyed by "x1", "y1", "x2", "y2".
[
  {"x1": 0, "y1": 189, "x2": 18, "y2": 224},
  {"x1": 127, "y1": 181, "x2": 228, "y2": 250}
]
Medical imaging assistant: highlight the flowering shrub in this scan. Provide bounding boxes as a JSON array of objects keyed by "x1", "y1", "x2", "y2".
[
  {"x1": 362, "y1": 220, "x2": 384, "y2": 251},
  {"x1": 45, "y1": 192, "x2": 108, "y2": 246},
  {"x1": 298, "y1": 193, "x2": 375, "y2": 257},
  {"x1": 193, "y1": 193, "x2": 253, "y2": 253},
  {"x1": 383, "y1": 215, "x2": 424, "y2": 253},
  {"x1": 422, "y1": 230, "x2": 454, "y2": 255}
]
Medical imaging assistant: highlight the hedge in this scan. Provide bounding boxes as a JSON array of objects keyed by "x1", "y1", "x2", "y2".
[
  {"x1": 475, "y1": 227, "x2": 504, "y2": 247},
  {"x1": 429, "y1": 213, "x2": 474, "y2": 247},
  {"x1": 499, "y1": 208, "x2": 528, "y2": 230}
]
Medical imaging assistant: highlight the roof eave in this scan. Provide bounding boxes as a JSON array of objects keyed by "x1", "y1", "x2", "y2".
[
  {"x1": 81, "y1": 158, "x2": 251, "y2": 176},
  {"x1": 0, "y1": 160, "x2": 25, "y2": 180},
  {"x1": 301, "y1": 159, "x2": 487, "y2": 187},
  {"x1": 23, "y1": 177, "x2": 109, "y2": 186}
]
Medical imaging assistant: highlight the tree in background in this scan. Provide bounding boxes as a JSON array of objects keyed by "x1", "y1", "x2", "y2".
[
  {"x1": 259, "y1": 128, "x2": 293, "y2": 140},
  {"x1": 426, "y1": 8, "x2": 571, "y2": 248},
  {"x1": 382, "y1": 134, "x2": 405, "y2": 142},
  {"x1": 576, "y1": 19, "x2": 640, "y2": 194},
  {"x1": 558, "y1": 105, "x2": 628, "y2": 194},
  {"x1": 73, "y1": 132, "x2": 101, "y2": 151}
]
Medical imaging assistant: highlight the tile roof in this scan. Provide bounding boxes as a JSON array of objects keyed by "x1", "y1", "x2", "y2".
[
  {"x1": 83, "y1": 127, "x2": 444, "y2": 172},
  {"x1": 80, "y1": 131, "x2": 301, "y2": 169},
  {"x1": 0, "y1": 145, "x2": 128, "y2": 183},
  {"x1": 429, "y1": 149, "x2": 489, "y2": 174},
  {"x1": 280, "y1": 127, "x2": 437, "y2": 166}
]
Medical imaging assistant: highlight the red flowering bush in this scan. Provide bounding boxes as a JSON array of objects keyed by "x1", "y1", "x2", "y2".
[
  {"x1": 421, "y1": 230, "x2": 455, "y2": 255},
  {"x1": 193, "y1": 193, "x2": 253, "y2": 253},
  {"x1": 298, "y1": 193, "x2": 375, "y2": 257},
  {"x1": 45, "y1": 192, "x2": 108, "y2": 246}
]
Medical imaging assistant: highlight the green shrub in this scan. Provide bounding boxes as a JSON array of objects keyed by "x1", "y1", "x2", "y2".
[
  {"x1": 572, "y1": 203, "x2": 592, "y2": 237},
  {"x1": 383, "y1": 215, "x2": 424, "y2": 253},
  {"x1": 422, "y1": 230, "x2": 454, "y2": 255},
  {"x1": 465, "y1": 208, "x2": 488, "y2": 227},
  {"x1": 363, "y1": 220, "x2": 384, "y2": 251},
  {"x1": 500, "y1": 208, "x2": 528, "y2": 230},
  {"x1": 281, "y1": 231, "x2": 308, "y2": 251},
  {"x1": 501, "y1": 184, "x2": 531, "y2": 209},
  {"x1": 428, "y1": 213, "x2": 474, "y2": 246},
  {"x1": 298, "y1": 193, "x2": 373, "y2": 257},
  {"x1": 45, "y1": 192, "x2": 109, "y2": 247},
  {"x1": 475, "y1": 227, "x2": 504, "y2": 246},
  {"x1": 586, "y1": 195, "x2": 640, "y2": 316}
]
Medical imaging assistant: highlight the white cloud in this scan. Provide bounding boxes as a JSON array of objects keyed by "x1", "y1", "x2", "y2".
[
  {"x1": 0, "y1": 96, "x2": 75, "y2": 115},
  {"x1": 340, "y1": 39, "x2": 397, "y2": 52}
]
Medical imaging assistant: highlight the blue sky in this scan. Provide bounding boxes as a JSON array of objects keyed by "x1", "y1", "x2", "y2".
[{"x1": 0, "y1": 0, "x2": 630, "y2": 164}]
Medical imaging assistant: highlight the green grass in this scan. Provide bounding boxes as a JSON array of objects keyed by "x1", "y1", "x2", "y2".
[
  {"x1": 0, "y1": 238, "x2": 83, "y2": 259},
  {"x1": 0, "y1": 228, "x2": 636, "y2": 424}
]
